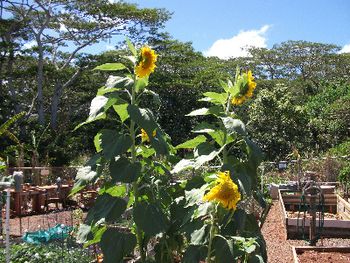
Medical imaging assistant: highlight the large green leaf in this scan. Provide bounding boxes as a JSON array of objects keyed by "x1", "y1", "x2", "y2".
[
  {"x1": 171, "y1": 146, "x2": 223, "y2": 173},
  {"x1": 133, "y1": 202, "x2": 169, "y2": 236},
  {"x1": 100, "y1": 229, "x2": 136, "y2": 263},
  {"x1": 97, "y1": 76, "x2": 134, "y2": 95},
  {"x1": 190, "y1": 224, "x2": 209, "y2": 245},
  {"x1": 0, "y1": 112, "x2": 25, "y2": 137},
  {"x1": 94, "y1": 63, "x2": 127, "y2": 71},
  {"x1": 99, "y1": 129, "x2": 132, "y2": 159},
  {"x1": 175, "y1": 135, "x2": 207, "y2": 149},
  {"x1": 74, "y1": 96, "x2": 109, "y2": 129},
  {"x1": 135, "y1": 77, "x2": 148, "y2": 93},
  {"x1": 222, "y1": 163, "x2": 252, "y2": 195},
  {"x1": 76, "y1": 224, "x2": 92, "y2": 244},
  {"x1": 85, "y1": 194, "x2": 127, "y2": 224},
  {"x1": 84, "y1": 225, "x2": 107, "y2": 247},
  {"x1": 70, "y1": 165, "x2": 101, "y2": 196},
  {"x1": 182, "y1": 245, "x2": 207, "y2": 263},
  {"x1": 186, "y1": 106, "x2": 222, "y2": 117},
  {"x1": 192, "y1": 122, "x2": 216, "y2": 134},
  {"x1": 184, "y1": 184, "x2": 207, "y2": 208},
  {"x1": 220, "y1": 117, "x2": 246, "y2": 135},
  {"x1": 99, "y1": 183, "x2": 126, "y2": 197},
  {"x1": 127, "y1": 105, "x2": 168, "y2": 155},
  {"x1": 113, "y1": 103, "x2": 129, "y2": 123},
  {"x1": 109, "y1": 157, "x2": 142, "y2": 183},
  {"x1": 213, "y1": 235, "x2": 236, "y2": 263},
  {"x1": 126, "y1": 37, "x2": 137, "y2": 57},
  {"x1": 200, "y1": 92, "x2": 228, "y2": 105}
]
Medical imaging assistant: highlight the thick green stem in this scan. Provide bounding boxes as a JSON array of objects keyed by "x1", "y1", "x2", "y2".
[
  {"x1": 206, "y1": 204, "x2": 218, "y2": 263},
  {"x1": 222, "y1": 94, "x2": 232, "y2": 164},
  {"x1": 130, "y1": 78, "x2": 146, "y2": 262}
]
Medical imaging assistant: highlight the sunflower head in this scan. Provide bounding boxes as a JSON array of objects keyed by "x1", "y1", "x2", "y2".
[
  {"x1": 141, "y1": 128, "x2": 156, "y2": 143},
  {"x1": 231, "y1": 70, "x2": 257, "y2": 106},
  {"x1": 135, "y1": 46, "x2": 158, "y2": 78},
  {"x1": 203, "y1": 171, "x2": 241, "y2": 210}
]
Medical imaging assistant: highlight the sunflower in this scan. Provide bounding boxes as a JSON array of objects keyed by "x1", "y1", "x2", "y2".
[
  {"x1": 203, "y1": 171, "x2": 241, "y2": 210},
  {"x1": 135, "y1": 46, "x2": 158, "y2": 78},
  {"x1": 140, "y1": 128, "x2": 156, "y2": 142},
  {"x1": 231, "y1": 70, "x2": 257, "y2": 106}
]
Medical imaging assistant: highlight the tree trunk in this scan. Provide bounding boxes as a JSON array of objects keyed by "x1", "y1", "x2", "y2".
[
  {"x1": 7, "y1": 45, "x2": 21, "y2": 113},
  {"x1": 50, "y1": 81, "x2": 63, "y2": 130},
  {"x1": 37, "y1": 39, "x2": 45, "y2": 125},
  {"x1": 50, "y1": 68, "x2": 83, "y2": 129}
]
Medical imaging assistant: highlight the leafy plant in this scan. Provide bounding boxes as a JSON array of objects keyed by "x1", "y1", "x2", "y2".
[
  {"x1": 171, "y1": 67, "x2": 267, "y2": 262},
  {"x1": 72, "y1": 40, "x2": 267, "y2": 262},
  {"x1": 72, "y1": 39, "x2": 174, "y2": 263},
  {"x1": 0, "y1": 242, "x2": 92, "y2": 263}
]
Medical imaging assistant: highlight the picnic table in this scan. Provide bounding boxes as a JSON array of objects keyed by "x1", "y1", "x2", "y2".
[{"x1": 8, "y1": 184, "x2": 72, "y2": 216}]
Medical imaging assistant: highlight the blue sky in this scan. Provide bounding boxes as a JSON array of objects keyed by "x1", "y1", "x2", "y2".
[{"x1": 108, "y1": 0, "x2": 350, "y2": 58}]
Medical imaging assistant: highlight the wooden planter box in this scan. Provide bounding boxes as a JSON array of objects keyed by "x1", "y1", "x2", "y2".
[{"x1": 279, "y1": 189, "x2": 350, "y2": 239}]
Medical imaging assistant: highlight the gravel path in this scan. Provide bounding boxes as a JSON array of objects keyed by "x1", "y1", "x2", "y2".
[{"x1": 262, "y1": 200, "x2": 294, "y2": 263}]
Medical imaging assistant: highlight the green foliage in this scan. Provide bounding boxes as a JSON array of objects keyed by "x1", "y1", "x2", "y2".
[
  {"x1": 306, "y1": 82, "x2": 350, "y2": 151},
  {"x1": 0, "y1": 242, "x2": 93, "y2": 263},
  {"x1": 339, "y1": 163, "x2": 350, "y2": 187},
  {"x1": 248, "y1": 83, "x2": 308, "y2": 160},
  {"x1": 171, "y1": 69, "x2": 267, "y2": 262}
]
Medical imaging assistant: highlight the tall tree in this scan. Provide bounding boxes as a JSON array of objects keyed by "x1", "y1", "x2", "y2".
[{"x1": 3, "y1": 0, "x2": 170, "y2": 128}]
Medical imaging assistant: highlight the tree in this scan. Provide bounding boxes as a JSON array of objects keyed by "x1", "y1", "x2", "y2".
[
  {"x1": 247, "y1": 82, "x2": 309, "y2": 160},
  {"x1": 3, "y1": 0, "x2": 170, "y2": 128},
  {"x1": 306, "y1": 81, "x2": 350, "y2": 152}
]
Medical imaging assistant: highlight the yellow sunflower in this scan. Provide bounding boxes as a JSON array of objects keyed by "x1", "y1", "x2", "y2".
[
  {"x1": 231, "y1": 70, "x2": 257, "y2": 106},
  {"x1": 140, "y1": 128, "x2": 156, "y2": 142},
  {"x1": 203, "y1": 171, "x2": 241, "y2": 210},
  {"x1": 135, "y1": 46, "x2": 158, "y2": 78}
]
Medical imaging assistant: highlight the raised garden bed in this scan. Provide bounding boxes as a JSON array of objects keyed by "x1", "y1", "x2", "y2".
[
  {"x1": 279, "y1": 188, "x2": 350, "y2": 239},
  {"x1": 293, "y1": 246, "x2": 350, "y2": 263}
]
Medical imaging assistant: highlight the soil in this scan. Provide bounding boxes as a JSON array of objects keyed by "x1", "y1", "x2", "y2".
[
  {"x1": 297, "y1": 251, "x2": 350, "y2": 262},
  {"x1": 262, "y1": 200, "x2": 294, "y2": 263},
  {"x1": 3, "y1": 209, "x2": 85, "y2": 237},
  {"x1": 287, "y1": 211, "x2": 342, "y2": 220}
]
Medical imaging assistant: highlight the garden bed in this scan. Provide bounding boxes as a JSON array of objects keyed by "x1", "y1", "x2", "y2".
[
  {"x1": 293, "y1": 246, "x2": 350, "y2": 263},
  {"x1": 279, "y1": 189, "x2": 350, "y2": 239},
  {"x1": 262, "y1": 200, "x2": 350, "y2": 262}
]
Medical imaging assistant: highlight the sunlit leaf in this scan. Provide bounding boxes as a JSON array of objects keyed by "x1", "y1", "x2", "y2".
[{"x1": 94, "y1": 63, "x2": 127, "y2": 71}]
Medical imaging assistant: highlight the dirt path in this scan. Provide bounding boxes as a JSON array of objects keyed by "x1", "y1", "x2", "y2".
[{"x1": 262, "y1": 200, "x2": 294, "y2": 263}]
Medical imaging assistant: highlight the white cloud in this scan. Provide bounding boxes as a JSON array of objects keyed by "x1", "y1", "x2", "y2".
[
  {"x1": 23, "y1": 40, "x2": 36, "y2": 50},
  {"x1": 339, "y1": 43, "x2": 350, "y2": 54},
  {"x1": 204, "y1": 25, "x2": 271, "y2": 59},
  {"x1": 59, "y1": 23, "x2": 68, "y2": 32}
]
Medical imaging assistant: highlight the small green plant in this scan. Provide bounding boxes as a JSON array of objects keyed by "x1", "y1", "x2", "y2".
[
  {"x1": 339, "y1": 163, "x2": 350, "y2": 197},
  {"x1": 0, "y1": 242, "x2": 93, "y2": 263}
]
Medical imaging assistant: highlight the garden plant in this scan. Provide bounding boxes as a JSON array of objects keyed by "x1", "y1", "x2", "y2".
[{"x1": 73, "y1": 40, "x2": 267, "y2": 262}]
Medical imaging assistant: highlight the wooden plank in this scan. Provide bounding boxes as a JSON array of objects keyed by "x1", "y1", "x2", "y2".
[
  {"x1": 287, "y1": 218, "x2": 350, "y2": 228},
  {"x1": 291, "y1": 246, "x2": 299, "y2": 263},
  {"x1": 338, "y1": 195, "x2": 350, "y2": 211},
  {"x1": 279, "y1": 189, "x2": 288, "y2": 227},
  {"x1": 294, "y1": 246, "x2": 350, "y2": 253}
]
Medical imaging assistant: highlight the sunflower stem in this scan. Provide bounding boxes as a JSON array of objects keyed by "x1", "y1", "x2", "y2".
[
  {"x1": 130, "y1": 75, "x2": 146, "y2": 263},
  {"x1": 206, "y1": 204, "x2": 218, "y2": 263},
  {"x1": 222, "y1": 94, "x2": 232, "y2": 164}
]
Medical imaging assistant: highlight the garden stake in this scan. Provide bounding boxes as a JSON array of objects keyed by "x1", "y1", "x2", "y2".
[{"x1": 5, "y1": 188, "x2": 10, "y2": 263}]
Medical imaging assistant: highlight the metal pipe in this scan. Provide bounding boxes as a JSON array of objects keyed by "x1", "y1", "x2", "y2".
[{"x1": 6, "y1": 188, "x2": 10, "y2": 263}]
